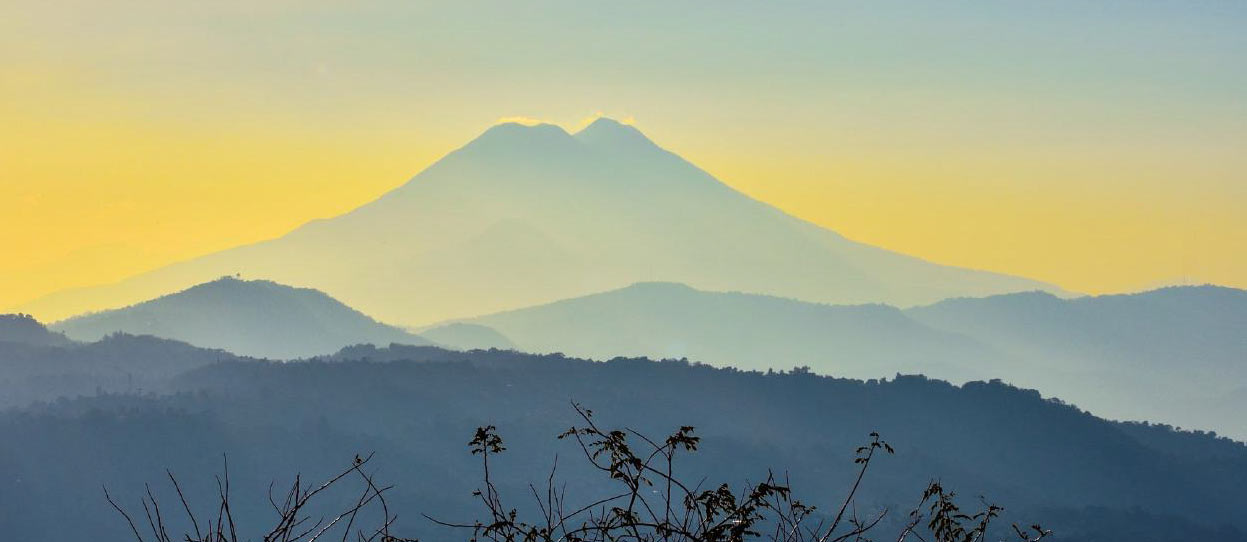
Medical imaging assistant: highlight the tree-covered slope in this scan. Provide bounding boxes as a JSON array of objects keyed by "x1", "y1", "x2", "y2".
[{"x1": 1, "y1": 347, "x2": 1243, "y2": 541}]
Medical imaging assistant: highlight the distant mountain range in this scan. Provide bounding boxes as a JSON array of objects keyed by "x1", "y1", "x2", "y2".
[
  {"x1": 443, "y1": 281, "x2": 1247, "y2": 440},
  {"x1": 457, "y1": 281, "x2": 1002, "y2": 381},
  {"x1": 13, "y1": 118, "x2": 1062, "y2": 325},
  {"x1": 5, "y1": 293, "x2": 1247, "y2": 541},
  {"x1": 905, "y1": 285, "x2": 1247, "y2": 438},
  {"x1": 905, "y1": 285, "x2": 1247, "y2": 377},
  {"x1": 50, "y1": 277, "x2": 430, "y2": 359},
  {"x1": 5, "y1": 116, "x2": 1240, "y2": 542},
  {"x1": 38, "y1": 274, "x2": 1246, "y2": 439},
  {"x1": 418, "y1": 322, "x2": 515, "y2": 351}
]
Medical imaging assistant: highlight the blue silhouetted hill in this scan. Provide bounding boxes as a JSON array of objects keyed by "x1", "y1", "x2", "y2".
[
  {"x1": 906, "y1": 285, "x2": 1246, "y2": 372},
  {"x1": 425, "y1": 282, "x2": 1247, "y2": 439},
  {"x1": 0, "y1": 329, "x2": 243, "y2": 408},
  {"x1": 441, "y1": 281, "x2": 1247, "y2": 439},
  {"x1": 0, "y1": 313, "x2": 74, "y2": 347},
  {"x1": 906, "y1": 285, "x2": 1247, "y2": 437},
  {"x1": 51, "y1": 277, "x2": 431, "y2": 359},
  {"x1": 1, "y1": 346, "x2": 1245, "y2": 541},
  {"x1": 453, "y1": 281, "x2": 1005, "y2": 381},
  {"x1": 417, "y1": 322, "x2": 515, "y2": 351}
]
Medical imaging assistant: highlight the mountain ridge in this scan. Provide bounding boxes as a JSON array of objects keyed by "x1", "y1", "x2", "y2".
[
  {"x1": 453, "y1": 280, "x2": 1008, "y2": 382},
  {"x1": 0, "y1": 313, "x2": 75, "y2": 347},
  {"x1": 50, "y1": 276, "x2": 431, "y2": 359},
  {"x1": 5, "y1": 347, "x2": 1245, "y2": 541},
  {"x1": 443, "y1": 281, "x2": 1247, "y2": 439}
]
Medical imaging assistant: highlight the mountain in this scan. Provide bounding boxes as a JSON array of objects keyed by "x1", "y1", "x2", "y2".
[
  {"x1": 0, "y1": 328, "x2": 245, "y2": 409},
  {"x1": 452, "y1": 281, "x2": 1004, "y2": 381},
  {"x1": 0, "y1": 313, "x2": 74, "y2": 347},
  {"x1": 906, "y1": 285, "x2": 1247, "y2": 372},
  {"x1": 50, "y1": 277, "x2": 430, "y2": 359},
  {"x1": 3, "y1": 349, "x2": 1246, "y2": 541},
  {"x1": 418, "y1": 322, "x2": 515, "y2": 351},
  {"x1": 905, "y1": 285, "x2": 1247, "y2": 438},
  {"x1": 14, "y1": 118, "x2": 1062, "y2": 326},
  {"x1": 445, "y1": 282, "x2": 1247, "y2": 440}
]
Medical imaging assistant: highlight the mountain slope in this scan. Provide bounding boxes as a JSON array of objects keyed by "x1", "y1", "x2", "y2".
[
  {"x1": 455, "y1": 281, "x2": 1007, "y2": 381},
  {"x1": 51, "y1": 277, "x2": 430, "y2": 359},
  {"x1": 0, "y1": 313, "x2": 75, "y2": 347},
  {"x1": 0, "y1": 327, "x2": 246, "y2": 409},
  {"x1": 4, "y1": 350, "x2": 1246, "y2": 541},
  {"x1": 906, "y1": 285, "x2": 1247, "y2": 372},
  {"x1": 905, "y1": 285, "x2": 1247, "y2": 437},
  {"x1": 15, "y1": 118, "x2": 1062, "y2": 325},
  {"x1": 418, "y1": 322, "x2": 515, "y2": 351},
  {"x1": 449, "y1": 282, "x2": 1247, "y2": 440}
]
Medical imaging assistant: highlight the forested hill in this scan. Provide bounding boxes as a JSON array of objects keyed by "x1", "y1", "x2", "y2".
[
  {"x1": 0, "y1": 313, "x2": 74, "y2": 347},
  {"x1": 0, "y1": 330, "x2": 244, "y2": 409},
  {"x1": 1, "y1": 346, "x2": 1244, "y2": 541},
  {"x1": 51, "y1": 277, "x2": 430, "y2": 359}
]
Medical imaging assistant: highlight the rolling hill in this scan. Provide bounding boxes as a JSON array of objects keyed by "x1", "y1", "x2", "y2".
[
  {"x1": 51, "y1": 277, "x2": 430, "y2": 359},
  {"x1": 445, "y1": 282, "x2": 1247, "y2": 439},
  {"x1": 0, "y1": 313, "x2": 74, "y2": 347},
  {"x1": 0, "y1": 315, "x2": 245, "y2": 409},
  {"x1": 417, "y1": 322, "x2": 515, "y2": 351},
  {"x1": 454, "y1": 281, "x2": 1005, "y2": 381},
  {"x1": 905, "y1": 285, "x2": 1247, "y2": 437},
  {"x1": 2, "y1": 348, "x2": 1245, "y2": 541}
]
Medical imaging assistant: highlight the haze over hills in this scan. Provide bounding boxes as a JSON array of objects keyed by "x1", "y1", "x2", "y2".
[
  {"x1": 37, "y1": 274, "x2": 1247, "y2": 438},
  {"x1": 0, "y1": 315, "x2": 246, "y2": 409},
  {"x1": 5, "y1": 292, "x2": 1246, "y2": 540},
  {"x1": 33, "y1": 274, "x2": 1247, "y2": 438},
  {"x1": 905, "y1": 285, "x2": 1247, "y2": 437},
  {"x1": 439, "y1": 281, "x2": 1247, "y2": 439},
  {"x1": 51, "y1": 277, "x2": 430, "y2": 359},
  {"x1": 14, "y1": 118, "x2": 1062, "y2": 326},
  {"x1": 454, "y1": 281, "x2": 1003, "y2": 381},
  {"x1": 905, "y1": 285, "x2": 1247, "y2": 375},
  {"x1": 417, "y1": 322, "x2": 515, "y2": 351}
]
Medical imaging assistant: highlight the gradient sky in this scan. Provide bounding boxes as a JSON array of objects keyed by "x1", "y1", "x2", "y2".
[{"x1": 3, "y1": 0, "x2": 1245, "y2": 309}]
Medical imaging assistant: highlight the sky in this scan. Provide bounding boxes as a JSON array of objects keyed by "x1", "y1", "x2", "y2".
[{"x1": 3, "y1": 0, "x2": 1245, "y2": 309}]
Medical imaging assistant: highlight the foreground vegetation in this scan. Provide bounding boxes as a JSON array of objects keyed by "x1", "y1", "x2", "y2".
[{"x1": 110, "y1": 404, "x2": 1049, "y2": 542}]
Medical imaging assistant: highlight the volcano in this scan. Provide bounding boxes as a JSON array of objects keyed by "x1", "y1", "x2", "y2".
[{"x1": 18, "y1": 118, "x2": 1061, "y2": 325}]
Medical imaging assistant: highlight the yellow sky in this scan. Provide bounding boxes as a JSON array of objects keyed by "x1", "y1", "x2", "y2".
[{"x1": 3, "y1": 1, "x2": 1245, "y2": 309}]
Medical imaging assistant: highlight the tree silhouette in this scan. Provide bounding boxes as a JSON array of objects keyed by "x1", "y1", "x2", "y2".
[{"x1": 109, "y1": 404, "x2": 1049, "y2": 542}]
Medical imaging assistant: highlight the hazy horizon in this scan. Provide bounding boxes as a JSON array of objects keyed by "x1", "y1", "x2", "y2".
[
  {"x1": 10, "y1": 117, "x2": 1067, "y2": 324},
  {"x1": 5, "y1": 1, "x2": 1247, "y2": 308},
  {"x1": 3, "y1": 5, "x2": 1247, "y2": 540}
]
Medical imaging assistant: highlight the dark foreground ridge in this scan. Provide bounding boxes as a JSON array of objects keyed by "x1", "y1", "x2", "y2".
[{"x1": 1, "y1": 342, "x2": 1244, "y2": 541}]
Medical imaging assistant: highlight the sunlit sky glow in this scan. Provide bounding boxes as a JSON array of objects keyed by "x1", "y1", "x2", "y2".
[{"x1": 3, "y1": 0, "x2": 1245, "y2": 308}]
